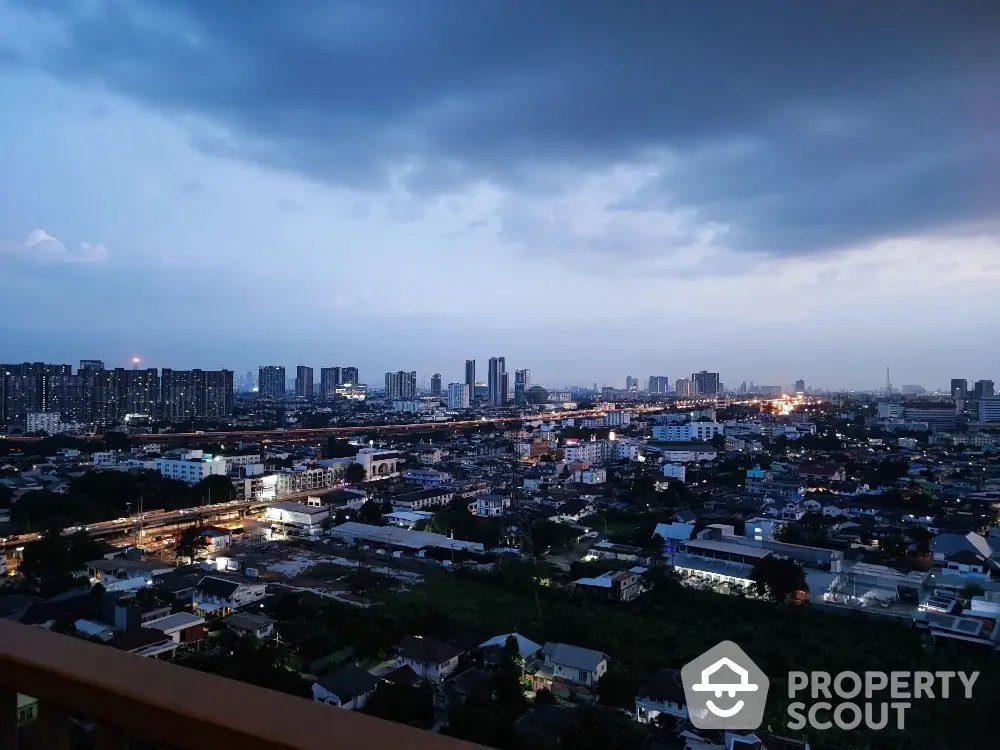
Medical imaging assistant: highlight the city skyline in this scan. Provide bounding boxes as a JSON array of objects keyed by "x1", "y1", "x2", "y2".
[
  {"x1": 0, "y1": 4, "x2": 997, "y2": 388},
  {"x1": 1, "y1": 354, "x2": 989, "y2": 394}
]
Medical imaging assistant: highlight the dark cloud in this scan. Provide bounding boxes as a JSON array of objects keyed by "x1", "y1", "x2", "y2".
[{"x1": 9, "y1": 0, "x2": 1000, "y2": 255}]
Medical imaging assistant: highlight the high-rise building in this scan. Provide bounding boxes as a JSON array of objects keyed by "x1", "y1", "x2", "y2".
[
  {"x1": 320, "y1": 367, "x2": 341, "y2": 396},
  {"x1": 295, "y1": 366, "x2": 314, "y2": 398},
  {"x1": 973, "y1": 380, "x2": 995, "y2": 400},
  {"x1": 488, "y1": 357, "x2": 507, "y2": 407},
  {"x1": 430, "y1": 373, "x2": 442, "y2": 397},
  {"x1": 794, "y1": 379, "x2": 806, "y2": 395},
  {"x1": 648, "y1": 376, "x2": 669, "y2": 395},
  {"x1": 447, "y1": 382, "x2": 470, "y2": 409},
  {"x1": 950, "y1": 379, "x2": 968, "y2": 400},
  {"x1": 341, "y1": 367, "x2": 359, "y2": 385},
  {"x1": 691, "y1": 371, "x2": 720, "y2": 397},
  {"x1": 116, "y1": 368, "x2": 160, "y2": 419},
  {"x1": 159, "y1": 369, "x2": 233, "y2": 421},
  {"x1": 465, "y1": 359, "x2": 476, "y2": 403},
  {"x1": 385, "y1": 371, "x2": 417, "y2": 400},
  {"x1": 258, "y1": 366, "x2": 285, "y2": 399},
  {"x1": 514, "y1": 369, "x2": 530, "y2": 404},
  {"x1": 625, "y1": 375, "x2": 638, "y2": 392},
  {"x1": 675, "y1": 378, "x2": 693, "y2": 399},
  {"x1": 79, "y1": 359, "x2": 104, "y2": 372}
]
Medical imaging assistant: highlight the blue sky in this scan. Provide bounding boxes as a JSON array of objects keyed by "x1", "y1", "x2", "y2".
[{"x1": 0, "y1": 1, "x2": 997, "y2": 390}]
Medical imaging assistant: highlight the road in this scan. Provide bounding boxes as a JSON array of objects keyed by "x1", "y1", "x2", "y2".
[
  {"x1": 0, "y1": 488, "x2": 324, "y2": 552},
  {"x1": 2, "y1": 405, "x2": 672, "y2": 443}
]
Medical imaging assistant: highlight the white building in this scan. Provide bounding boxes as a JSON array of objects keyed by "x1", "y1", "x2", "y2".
[
  {"x1": 661, "y1": 463, "x2": 686, "y2": 482},
  {"x1": 219, "y1": 454, "x2": 262, "y2": 469},
  {"x1": 660, "y1": 448, "x2": 718, "y2": 463},
  {"x1": 572, "y1": 468, "x2": 607, "y2": 485},
  {"x1": 652, "y1": 423, "x2": 723, "y2": 442},
  {"x1": 276, "y1": 465, "x2": 346, "y2": 494},
  {"x1": 236, "y1": 473, "x2": 278, "y2": 502},
  {"x1": 26, "y1": 412, "x2": 63, "y2": 435},
  {"x1": 391, "y1": 400, "x2": 433, "y2": 413},
  {"x1": 474, "y1": 494, "x2": 510, "y2": 517},
  {"x1": 447, "y1": 382, "x2": 470, "y2": 409},
  {"x1": 264, "y1": 501, "x2": 331, "y2": 538},
  {"x1": 154, "y1": 456, "x2": 228, "y2": 485},
  {"x1": 980, "y1": 397, "x2": 1000, "y2": 423},
  {"x1": 604, "y1": 411, "x2": 632, "y2": 427},
  {"x1": 354, "y1": 448, "x2": 401, "y2": 481},
  {"x1": 92, "y1": 450, "x2": 118, "y2": 466}
]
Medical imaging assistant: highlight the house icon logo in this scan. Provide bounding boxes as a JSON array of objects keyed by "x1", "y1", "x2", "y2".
[{"x1": 681, "y1": 641, "x2": 769, "y2": 729}]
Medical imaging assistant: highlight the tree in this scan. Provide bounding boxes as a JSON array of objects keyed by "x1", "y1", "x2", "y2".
[
  {"x1": 102, "y1": 431, "x2": 130, "y2": 451},
  {"x1": 750, "y1": 557, "x2": 808, "y2": 603},
  {"x1": 176, "y1": 525, "x2": 209, "y2": 563},
  {"x1": 191, "y1": 474, "x2": 234, "y2": 504},
  {"x1": 597, "y1": 665, "x2": 636, "y2": 709},
  {"x1": 357, "y1": 501, "x2": 385, "y2": 525},
  {"x1": 344, "y1": 463, "x2": 366, "y2": 484},
  {"x1": 961, "y1": 582, "x2": 985, "y2": 602}
]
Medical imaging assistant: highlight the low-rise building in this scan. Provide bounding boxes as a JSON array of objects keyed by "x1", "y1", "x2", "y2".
[
  {"x1": 154, "y1": 456, "x2": 228, "y2": 485},
  {"x1": 264, "y1": 501, "x2": 330, "y2": 538},
  {"x1": 394, "y1": 635, "x2": 463, "y2": 683}
]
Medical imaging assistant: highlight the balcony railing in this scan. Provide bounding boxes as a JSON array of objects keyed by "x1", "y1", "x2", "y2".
[{"x1": 0, "y1": 618, "x2": 481, "y2": 750}]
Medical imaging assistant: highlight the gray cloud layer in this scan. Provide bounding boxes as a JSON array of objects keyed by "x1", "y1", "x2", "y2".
[{"x1": 8, "y1": 0, "x2": 1000, "y2": 257}]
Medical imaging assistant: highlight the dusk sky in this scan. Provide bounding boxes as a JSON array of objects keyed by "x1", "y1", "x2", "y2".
[{"x1": 1, "y1": 1, "x2": 997, "y2": 390}]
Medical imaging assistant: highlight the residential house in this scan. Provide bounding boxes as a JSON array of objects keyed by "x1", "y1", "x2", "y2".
[
  {"x1": 312, "y1": 664, "x2": 380, "y2": 710},
  {"x1": 141, "y1": 612, "x2": 206, "y2": 645},
  {"x1": 221, "y1": 612, "x2": 276, "y2": 639},
  {"x1": 193, "y1": 575, "x2": 267, "y2": 616},
  {"x1": 478, "y1": 633, "x2": 542, "y2": 667},
  {"x1": 433, "y1": 668, "x2": 495, "y2": 725},
  {"x1": 573, "y1": 570, "x2": 644, "y2": 602},
  {"x1": 200, "y1": 526, "x2": 232, "y2": 553},
  {"x1": 394, "y1": 635, "x2": 464, "y2": 683},
  {"x1": 634, "y1": 669, "x2": 688, "y2": 725},
  {"x1": 528, "y1": 642, "x2": 608, "y2": 697},
  {"x1": 942, "y1": 551, "x2": 991, "y2": 580},
  {"x1": 796, "y1": 463, "x2": 846, "y2": 483}
]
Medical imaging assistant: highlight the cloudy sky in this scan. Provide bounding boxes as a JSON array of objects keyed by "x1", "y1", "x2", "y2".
[{"x1": 1, "y1": 1, "x2": 997, "y2": 390}]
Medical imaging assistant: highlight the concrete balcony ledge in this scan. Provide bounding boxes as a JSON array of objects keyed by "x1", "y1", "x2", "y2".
[{"x1": 0, "y1": 618, "x2": 482, "y2": 750}]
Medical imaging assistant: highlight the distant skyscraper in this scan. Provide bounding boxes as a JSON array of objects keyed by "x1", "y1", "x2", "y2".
[
  {"x1": 258, "y1": 366, "x2": 285, "y2": 399},
  {"x1": 625, "y1": 375, "x2": 638, "y2": 392},
  {"x1": 430, "y1": 373, "x2": 442, "y2": 397},
  {"x1": 465, "y1": 359, "x2": 476, "y2": 402},
  {"x1": 341, "y1": 367, "x2": 359, "y2": 385},
  {"x1": 675, "y1": 377, "x2": 693, "y2": 399},
  {"x1": 691, "y1": 371, "x2": 720, "y2": 397},
  {"x1": 488, "y1": 357, "x2": 507, "y2": 406},
  {"x1": 447, "y1": 382, "x2": 470, "y2": 409},
  {"x1": 514, "y1": 369, "x2": 530, "y2": 404},
  {"x1": 79, "y1": 359, "x2": 104, "y2": 372},
  {"x1": 320, "y1": 367, "x2": 341, "y2": 396},
  {"x1": 974, "y1": 380, "x2": 995, "y2": 400},
  {"x1": 794, "y1": 379, "x2": 806, "y2": 395},
  {"x1": 295, "y1": 366, "x2": 314, "y2": 398},
  {"x1": 648, "y1": 376, "x2": 669, "y2": 395},
  {"x1": 951, "y1": 379, "x2": 968, "y2": 400},
  {"x1": 385, "y1": 371, "x2": 417, "y2": 400}
]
